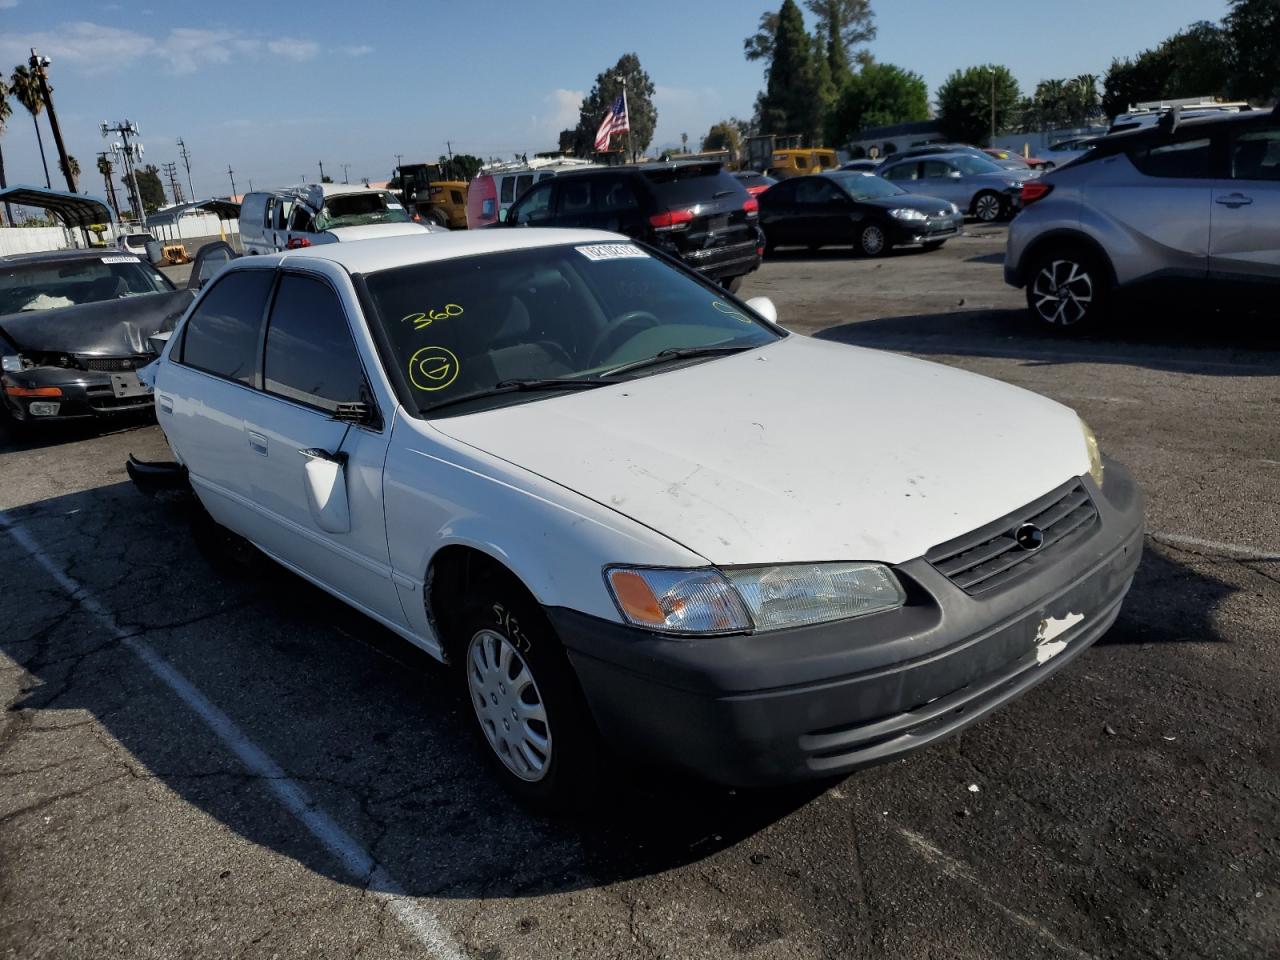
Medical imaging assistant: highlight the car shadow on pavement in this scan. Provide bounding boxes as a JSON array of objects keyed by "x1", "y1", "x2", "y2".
[
  {"x1": 0, "y1": 413, "x2": 155, "y2": 454},
  {"x1": 815, "y1": 306, "x2": 1280, "y2": 376},
  {"x1": 1098, "y1": 548, "x2": 1237, "y2": 646},
  {"x1": 0, "y1": 482, "x2": 829, "y2": 901}
]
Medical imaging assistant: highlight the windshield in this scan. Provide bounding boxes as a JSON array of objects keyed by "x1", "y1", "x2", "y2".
[
  {"x1": 314, "y1": 191, "x2": 411, "y2": 230},
  {"x1": 0, "y1": 256, "x2": 175, "y2": 315},
  {"x1": 364, "y1": 243, "x2": 782, "y2": 415},
  {"x1": 950, "y1": 154, "x2": 1004, "y2": 175},
  {"x1": 832, "y1": 172, "x2": 905, "y2": 200}
]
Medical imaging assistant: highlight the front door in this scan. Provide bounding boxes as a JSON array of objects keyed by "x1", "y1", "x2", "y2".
[
  {"x1": 919, "y1": 159, "x2": 966, "y2": 207},
  {"x1": 1210, "y1": 120, "x2": 1280, "y2": 284},
  {"x1": 794, "y1": 176, "x2": 849, "y2": 244},
  {"x1": 239, "y1": 271, "x2": 404, "y2": 627}
]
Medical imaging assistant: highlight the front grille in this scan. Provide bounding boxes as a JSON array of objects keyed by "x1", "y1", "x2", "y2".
[
  {"x1": 78, "y1": 355, "x2": 150, "y2": 372},
  {"x1": 926, "y1": 479, "x2": 1098, "y2": 594}
]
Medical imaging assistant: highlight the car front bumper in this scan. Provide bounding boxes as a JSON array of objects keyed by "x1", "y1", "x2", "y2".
[
  {"x1": 887, "y1": 212, "x2": 964, "y2": 245},
  {"x1": 550, "y1": 460, "x2": 1144, "y2": 787},
  {"x1": 2, "y1": 366, "x2": 154, "y2": 422}
]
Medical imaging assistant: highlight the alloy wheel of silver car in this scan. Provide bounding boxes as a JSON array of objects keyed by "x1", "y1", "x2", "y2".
[
  {"x1": 860, "y1": 224, "x2": 886, "y2": 255},
  {"x1": 467, "y1": 629, "x2": 552, "y2": 782},
  {"x1": 1031, "y1": 259, "x2": 1094, "y2": 325},
  {"x1": 974, "y1": 193, "x2": 1002, "y2": 222}
]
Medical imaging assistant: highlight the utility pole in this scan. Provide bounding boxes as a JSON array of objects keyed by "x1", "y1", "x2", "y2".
[
  {"x1": 341, "y1": 163, "x2": 350, "y2": 184},
  {"x1": 162, "y1": 161, "x2": 184, "y2": 204},
  {"x1": 96, "y1": 151, "x2": 121, "y2": 223},
  {"x1": 613, "y1": 73, "x2": 633, "y2": 162},
  {"x1": 102, "y1": 120, "x2": 145, "y2": 227},
  {"x1": 227, "y1": 165, "x2": 237, "y2": 199},
  {"x1": 318, "y1": 160, "x2": 325, "y2": 182},
  {"x1": 177, "y1": 137, "x2": 195, "y2": 201},
  {"x1": 30, "y1": 49, "x2": 77, "y2": 193},
  {"x1": 990, "y1": 68, "x2": 996, "y2": 144}
]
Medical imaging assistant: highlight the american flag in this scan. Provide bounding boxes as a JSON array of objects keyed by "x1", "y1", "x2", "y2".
[{"x1": 594, "y1": 92, "x2": 630, "y2": 152}]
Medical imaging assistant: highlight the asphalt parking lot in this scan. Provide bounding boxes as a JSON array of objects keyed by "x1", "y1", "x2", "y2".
[{"x1": 1, "y1": 225, "x2": 1277, "y2": 960}]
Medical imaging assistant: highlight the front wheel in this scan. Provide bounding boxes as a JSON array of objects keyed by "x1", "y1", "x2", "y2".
[
  {"x1": 1025, "y1": 248, "x2": 1109, "y2": 330},
  {"x1": 858, "y1": 222, "x2": 889, "y2": 257},
  {"x1": 972, "y1": 191, "x2": 1004, "y2": 223},
  {"x1": 456, "y1": 587, "x2": 601, "y2": 811}
]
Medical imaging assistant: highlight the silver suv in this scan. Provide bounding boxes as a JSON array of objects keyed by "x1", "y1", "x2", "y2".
[{"x1": 1005, "y1": 107, "x2": 1280, "y2": 328}]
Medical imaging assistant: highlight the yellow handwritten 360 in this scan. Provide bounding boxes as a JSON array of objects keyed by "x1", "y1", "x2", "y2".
[{"x1": 402, "y1": 304, "x2": 464, "y2": 331}]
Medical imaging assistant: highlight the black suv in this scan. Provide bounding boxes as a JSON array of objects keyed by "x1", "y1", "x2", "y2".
[{"x1": 501, "y1": 162, "x2": 763, "y2": 291}]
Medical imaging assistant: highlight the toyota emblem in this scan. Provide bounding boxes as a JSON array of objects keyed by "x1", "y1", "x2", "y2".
[{"x1": 1014, "y1": 523, "x2": 1045, "y2": 551}]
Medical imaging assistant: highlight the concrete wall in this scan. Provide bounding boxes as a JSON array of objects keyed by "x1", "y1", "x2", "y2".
[{"x1": 0, "y1": 215, "x2": 239, "y2": 257}]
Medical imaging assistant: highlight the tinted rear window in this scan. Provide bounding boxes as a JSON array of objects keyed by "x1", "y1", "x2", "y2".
[
  {"x1": 1128, "y1": 138, "x2": 1212, "y2": 179},
  {"x1": 642, "y1": 167, "x2": 745, "y2": 206}
]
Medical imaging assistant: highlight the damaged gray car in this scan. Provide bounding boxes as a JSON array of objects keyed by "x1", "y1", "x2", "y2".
[{"x1": 0, "y1": 249, "x2": 195, "y2": 429}]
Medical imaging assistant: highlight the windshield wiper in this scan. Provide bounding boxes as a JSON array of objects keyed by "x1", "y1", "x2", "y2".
[
  {"x1": 600, "y1": 344, "x2": 754, "y2": 379},
  {"x1": 423, "y1": 378, "x2": 612, "y2": 415}
]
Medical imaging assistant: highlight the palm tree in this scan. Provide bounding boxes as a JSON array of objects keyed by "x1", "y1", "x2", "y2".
[
  {"x1": 58, "y1": 153, "x2": 79, "y2": 184},
  {"x1": 10, "y1": 64, "x2": 50, "y2": 189},
  {"x1": 0, "y1": 76, "x2": 12, "y2": 224},
  {"x1": 96, "y1": 152, "x2": 121, "y2": 220}
]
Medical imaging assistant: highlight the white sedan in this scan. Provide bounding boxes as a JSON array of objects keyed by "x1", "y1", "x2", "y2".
[{"x1": 138, "y1": 229, "x2": 1144, "y2": 809}]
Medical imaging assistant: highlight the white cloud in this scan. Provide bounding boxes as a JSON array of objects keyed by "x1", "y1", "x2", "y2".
[
  {"x1": 342, "y1": 44, "x2": 374, "y2": 57},
  {"x1": 0, "y1": 0, "x2": 19, "y2": 9},
  {"x1": 267, "y1": 38, "x2": 320, "y2": 62},
  {"x1": 0, "y1": 21, "x2": 325, "y2": 76},
  {"x1": 548, "y1": 88, "x2": 584, "y2": 130}
]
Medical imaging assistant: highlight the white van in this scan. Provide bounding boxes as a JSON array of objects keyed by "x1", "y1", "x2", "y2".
[{"x1": 239, "y1": 184, "x2": 432, "y2": 254}]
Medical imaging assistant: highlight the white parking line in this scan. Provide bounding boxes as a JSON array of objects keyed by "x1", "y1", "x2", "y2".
[
  {"x1": 895, "y1": 826, "x2": 1096, "y2": 960},
  {"x1": 0, "y1": 512, "x2": 467, "y2": 960},
  {"x1": 1150, "y1": 531, "x2": 1280, "y2": 562}
]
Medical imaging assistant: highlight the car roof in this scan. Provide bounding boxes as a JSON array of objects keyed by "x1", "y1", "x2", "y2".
[
  {"x1": 882, "y1": 151, "x2": 981, "y2": 166},
  {"x1": 255, "y1": 227, "x2": 633, "y2": 275},
  {"x1": 1092, "y1": 105, "x2": 1277, "y2": 149},
  {"x1": 0, "y1": 248, "x2": 139, "y2": 267}
]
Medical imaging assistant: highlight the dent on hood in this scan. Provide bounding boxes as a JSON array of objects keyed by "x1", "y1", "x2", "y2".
[{"x1": 0, "y1": 289, "x2": 194, "y2": 354}]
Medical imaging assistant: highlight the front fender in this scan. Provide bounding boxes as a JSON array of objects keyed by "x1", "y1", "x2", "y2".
[{"x1": 383, "y1": 418, "x2": 707, "y2": 643}]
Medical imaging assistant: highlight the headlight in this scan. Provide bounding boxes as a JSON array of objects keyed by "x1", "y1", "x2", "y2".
[
  {"x1": 1, "y1": 355, "x2": 24, "y2": 373},
  {"x1": 889, "y1": 208, "x2": 927, "y2": 221},
  {"x1": 1080, "y1": 418, "x2": 1104, "y2": 487},
  {"x1": 605, "y1": 562, "x2": 905, "y2": 635}
]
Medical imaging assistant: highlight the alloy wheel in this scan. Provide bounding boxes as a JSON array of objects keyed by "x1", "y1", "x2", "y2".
[
  {"x1": 974, "y1": 193, "x2": 1002, "y2": 222},
  {"x1": 1031, "y1": 259, "x2": 1094, "y2": 326},
  {"x1": 861, "y1": 224, "x2": 886, "y2": 255},
  {"x1": 467, "y1": 629, "x2": 552, "y2": 782}
]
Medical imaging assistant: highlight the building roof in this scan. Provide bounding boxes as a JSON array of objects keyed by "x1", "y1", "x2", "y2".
[{"x1": 0, "y1": 186, "x2": 113, "y2": 228}]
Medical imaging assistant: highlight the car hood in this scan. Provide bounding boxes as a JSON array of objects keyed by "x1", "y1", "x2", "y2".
[
  {"x1": 861, "y1": 194, "x2": 956, "y2": 215},
  {"x1": 326, "y1": 222, "x2": 434, "y2": 241},
  {"x1": 431, "y1": 336, "x2": 1090, "y2": 566},
  {"x1": 0, "y1": 289, "x2": 195, "y2": 355}
]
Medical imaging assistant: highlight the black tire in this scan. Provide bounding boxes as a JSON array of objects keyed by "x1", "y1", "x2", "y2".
[
  {"x1": 922, "y1": 240, "x2": 946, "y2": 252},
  {"x1": 972, "y1": 191, "x2": 1005, "y2": 223},
  {"x1": 426, "y1": 208, "x2": 449, "y2": 228},
  {"x1": 453, "y1": 582, "x2": 601, "y2": 812},
  {"x1": 1024, "y1": 246, "x2": 1110, "y2": 331},
  {"x1": 857, "y1": 221, "x2": 890, "y2": 257}
]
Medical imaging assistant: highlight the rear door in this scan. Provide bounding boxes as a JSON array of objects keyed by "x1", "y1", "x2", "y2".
[
  {"x1": 156, "y1": 268, "x2": 275, "y2": 535},
  {"x1": 1087, "y1": 133, "x2": 1215, "y2": 281},
  {"x1": 794, "y1": 176, "x2": 850, "y2": 244},
  {"x1": 582, "y1": 174, "x2": 648, "y2": 237},
  {"x1": 239, "y1": 270, "x2": 404, "y2": 626},
  {"x1": 1210, "y1": 120, "x2": 1280, "y2": 284},
  {"x1": 918, "y1": 160, "x2": 967, "y2": 206}
]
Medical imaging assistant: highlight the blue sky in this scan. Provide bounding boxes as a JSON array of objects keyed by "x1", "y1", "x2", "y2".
[{"x1": 1, "y1": 0, "x2": 1228, "y2": 200}]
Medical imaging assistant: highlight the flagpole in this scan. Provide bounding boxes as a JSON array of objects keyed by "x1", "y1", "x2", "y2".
[{"x1": 614, "y1": 73, "x2": 633, "y2": 163}]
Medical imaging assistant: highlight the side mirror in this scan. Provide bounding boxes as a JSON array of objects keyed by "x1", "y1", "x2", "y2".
[{"x1": 745, "y1": 296, "x2": 778, "y2": 325}]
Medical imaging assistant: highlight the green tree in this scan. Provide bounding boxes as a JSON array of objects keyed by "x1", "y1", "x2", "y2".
[
  {"x1": 1018, "y1": 75, "x2": 1100, "y2": 131},
  {"x1": 702, "y1": 120, "x2": 744, "y2": 160},
  {"x1": 440, "y1": 154, "x2": 482, "y2": 180},
  {"x1": 805, "y1": 0, "x2": 876, "y2": 91},
  {"x1": 0, "y1": 75, "x2": 12, "y2": 225},
  {"x1": 134, "y1": 163, "x2": 166, "y2": 213},
  {"x1": 830, "y1": 62, "x2": 928, "y2": 144},
  {"x1": 936, "y1": 64, "x2": 1021, "y2": 145},
  {"x1": 9, "y1": 64, "x2": 50, "y2": 189},
  {"x1": 1102, "y1": 21, "x2": 1232, "y2": 117},
  {"x1": 573, "y1": 53, "x2": 657, "y2": 159},
  {"x1": 756, "y1": 0, "x2": 826, "y2": 142},
  {"x1": 58, "y1": 153, "x2": 79, "y2": 184},
  {"x1": 1227, "y1": 0, "x2": 1280, "y2": 101},
  {"x1": 743, "y1": 10, "x2": 780, "y2": 64}
]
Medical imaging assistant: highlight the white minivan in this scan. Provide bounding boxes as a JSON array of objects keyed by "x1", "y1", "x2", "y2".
[{"x1": 239, "y1": 184, "x2": 432, "y2": 254}]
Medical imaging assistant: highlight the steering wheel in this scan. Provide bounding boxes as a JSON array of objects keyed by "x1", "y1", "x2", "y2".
[{"x1": 587, "y1": 310, "x2": 661, "y2": 364}]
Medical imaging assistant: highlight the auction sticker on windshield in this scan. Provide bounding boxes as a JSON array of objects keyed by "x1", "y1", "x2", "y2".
[
  {"x1": 101, "y1": 256, "x2": 140, "y2": 264},
  {"x1": 576, "y1": 243, "x2": 648, "y2": 262}
]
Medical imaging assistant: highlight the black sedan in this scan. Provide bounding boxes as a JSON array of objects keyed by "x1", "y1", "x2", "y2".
[
  {"x1": 0, "y1": 249, "x2": 193, "y2": 430},
  {"x1": 759, "y1": 172, "x2": 964, "y2": 257}
]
